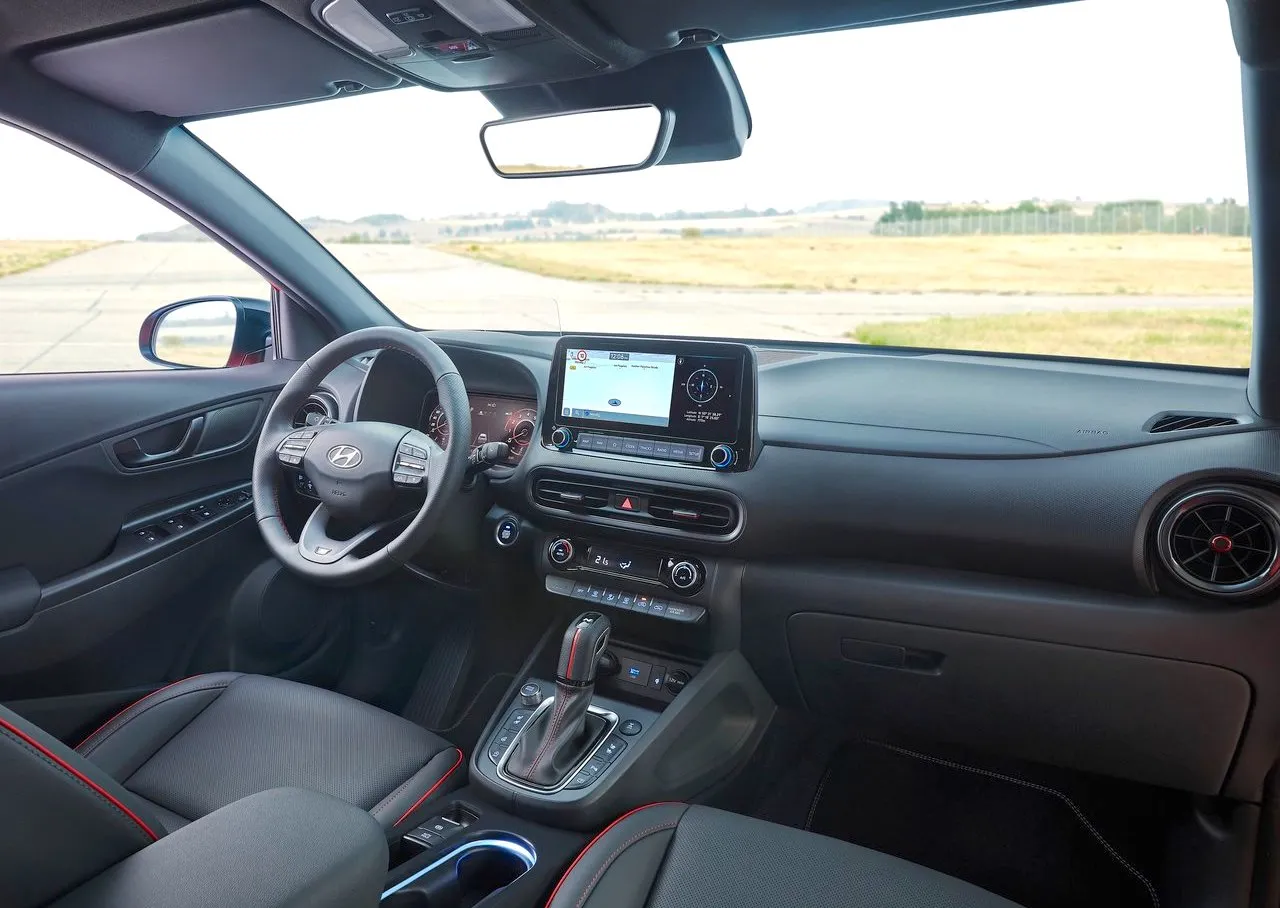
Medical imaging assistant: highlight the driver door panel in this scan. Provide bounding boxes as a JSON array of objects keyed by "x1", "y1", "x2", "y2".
[{"x1": 0, "y1": 361, "x2": 297, "y2": 715}]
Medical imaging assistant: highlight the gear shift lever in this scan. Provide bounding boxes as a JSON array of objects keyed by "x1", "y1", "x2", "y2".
[
  {"x1": 504, "y1": 613, "x2": 611, "y2": 789},
  {"x1": 556, "y1": 611, "x2": 611, "y2": 686}
]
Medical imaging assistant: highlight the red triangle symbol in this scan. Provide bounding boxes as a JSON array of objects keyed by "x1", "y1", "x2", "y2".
[{"x1": 620, "y1": 497, "x2": 634, "y2": 511}]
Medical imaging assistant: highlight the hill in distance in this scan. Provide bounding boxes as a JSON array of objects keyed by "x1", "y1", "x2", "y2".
[{"x1": 135, "y1": 200, "x2": 888, "y2": 241}]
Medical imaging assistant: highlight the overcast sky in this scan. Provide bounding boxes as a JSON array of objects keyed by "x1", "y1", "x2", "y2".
[{"x1": 0, "y1": 0, "x2": 1248, "y2": 239}]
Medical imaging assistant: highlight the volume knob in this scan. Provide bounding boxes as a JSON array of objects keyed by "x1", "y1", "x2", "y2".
[{"x1": 551, "y1": 426, "x2": 572, "y2": 450}]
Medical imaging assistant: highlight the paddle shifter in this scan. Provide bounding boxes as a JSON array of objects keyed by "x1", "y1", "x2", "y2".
[{"x1": 504, "y1": 612, "x2": 612, "y2": 789}]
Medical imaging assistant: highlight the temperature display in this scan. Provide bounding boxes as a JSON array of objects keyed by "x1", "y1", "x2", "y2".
[{"x1": 587, "y1": 545, "x2": 661, "y2": 580}]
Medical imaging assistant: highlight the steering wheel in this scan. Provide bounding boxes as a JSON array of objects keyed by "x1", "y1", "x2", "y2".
[{"x1": 253, "y1": 327, "x2": 471, "y2": 585}]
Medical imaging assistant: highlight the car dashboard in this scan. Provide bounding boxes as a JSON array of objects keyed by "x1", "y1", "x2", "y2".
[{"x1": 309, "y1": 328, "x2": 1280, "y2": 810}]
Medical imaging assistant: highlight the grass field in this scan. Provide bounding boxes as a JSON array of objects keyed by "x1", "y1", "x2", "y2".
[
  {"x1": 0, "y1": 240, "x2": 104, "y2": 278},
  {"x1": 446, "y1": 234, "x2": 1254, "y2": 296},
  {"x1": 852, "y1": 307, "x2": 1252, "y2": 367}
]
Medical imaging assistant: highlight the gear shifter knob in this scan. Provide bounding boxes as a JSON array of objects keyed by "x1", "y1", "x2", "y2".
[{"x1": 557, "y1": 612, "x2": 611, "y2": 686}]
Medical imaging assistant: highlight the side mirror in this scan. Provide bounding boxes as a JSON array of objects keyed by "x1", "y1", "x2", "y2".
[
  {"x1": 480, "y1": 104, "x2": 673, "y2": 179},
  {"x1": 138, "y1": 296, "x2": 271, "y2": 369}
]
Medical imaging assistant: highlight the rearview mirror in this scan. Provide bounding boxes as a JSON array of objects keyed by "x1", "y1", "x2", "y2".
[
  {"x1": 139, "y1": 296, "x2": 271, "y2": 369},
  {"x1": 480, "y1": 104, "x2": 673, "y2": 179}
]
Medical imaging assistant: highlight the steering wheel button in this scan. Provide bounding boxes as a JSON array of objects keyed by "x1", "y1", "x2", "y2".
[{"x1": 394, "y1": 472, "x2": 424, "y2": 485}]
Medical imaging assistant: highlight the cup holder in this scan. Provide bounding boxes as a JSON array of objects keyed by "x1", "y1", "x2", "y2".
[{"x1": 383, "y1": 837, "x2": 535, "y2": 907}]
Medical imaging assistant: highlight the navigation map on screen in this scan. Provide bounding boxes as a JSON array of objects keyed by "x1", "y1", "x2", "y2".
[{"x1": 561, "y1": 349, "x2": 676, "y2": 428}]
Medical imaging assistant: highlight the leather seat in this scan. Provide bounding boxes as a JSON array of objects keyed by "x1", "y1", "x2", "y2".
[
  {"x1": 546, "y1": 803, "x2": 1022, "y2": 908},
  {"x1": 25, "y1": 672, "x2": 462, "y2": 840}
]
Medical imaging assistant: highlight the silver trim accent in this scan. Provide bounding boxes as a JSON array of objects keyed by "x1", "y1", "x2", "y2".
[
  {"x1": 495, "y1": 697, "x2": 619, "y2": 794},
  {"x1": 1155, "y1": 486, "x2": 1280, "y2": 598},
  {"x1": 382, "y1": 837, "x2": 536, "y2": 900}
]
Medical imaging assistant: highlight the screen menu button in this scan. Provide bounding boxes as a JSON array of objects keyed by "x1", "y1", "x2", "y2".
[{"x1": 570, "y1": 433, "x2": 709, "y2": 464}]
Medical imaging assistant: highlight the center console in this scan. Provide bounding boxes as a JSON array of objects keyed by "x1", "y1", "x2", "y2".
[{"x1": 445, "y1": 337, "x2": 771, "y2": 867}]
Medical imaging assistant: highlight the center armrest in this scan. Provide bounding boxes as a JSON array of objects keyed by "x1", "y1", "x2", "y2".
[{"x1": 53, "y1": 788, "x2": 388, "y2": 908}]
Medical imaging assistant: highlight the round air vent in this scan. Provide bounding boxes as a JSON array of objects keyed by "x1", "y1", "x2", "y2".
[
  {"x1": 1156, "y1": 487, "x2": 1280, "y2": 598},
  {"x1": 292, "y1": 391, "x2": 338, "y2": 428}
]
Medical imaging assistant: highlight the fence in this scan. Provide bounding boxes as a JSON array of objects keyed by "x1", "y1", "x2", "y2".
[{"x1": 872, "y1": 205, "x2": 1251, "y2": 238}]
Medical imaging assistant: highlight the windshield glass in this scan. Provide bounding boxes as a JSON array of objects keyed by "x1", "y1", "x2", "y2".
[{"x1": 191, "y1": 0, "x2": 1248, "y2": 367}]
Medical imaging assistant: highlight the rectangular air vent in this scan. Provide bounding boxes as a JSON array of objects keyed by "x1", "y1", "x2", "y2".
[
  {"x1": 531, "y1": 473, "x2": 740, "y2": 536},
  {"x1": 1148, "y1": 414, "x2": 1239, "y2": 433},
  {"x1": 648, "y1": 494, "x2": 736, "y2": 532},
  {"x1": 533, "y1": 478, "x2": 610, "y2": 511}
]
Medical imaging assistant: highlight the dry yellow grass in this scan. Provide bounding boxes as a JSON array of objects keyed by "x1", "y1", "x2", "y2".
[
  {"x1": 853, "y1": 308, "x2": 1252, "y2": 367},
  {"x1": 445, "y1": 234, "x2": 1253, "y2": 296},
  {"x1": 0, "y1": 240, "x2": 104, "y2": 278}
]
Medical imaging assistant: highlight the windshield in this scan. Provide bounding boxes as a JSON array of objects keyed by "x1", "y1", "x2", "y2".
[{"x1": 191, "y1": 0, "x2": 1248, "y2": 367}]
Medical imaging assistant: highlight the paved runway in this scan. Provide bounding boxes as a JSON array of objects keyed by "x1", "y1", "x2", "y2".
[{"x1": 0, "y1": 241, "x2": 1248, "y2": 373}]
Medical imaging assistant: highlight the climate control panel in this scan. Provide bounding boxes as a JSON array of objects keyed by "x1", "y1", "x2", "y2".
[{"x1": 545, "y1": 537, "x2": 704, "y2": 596}]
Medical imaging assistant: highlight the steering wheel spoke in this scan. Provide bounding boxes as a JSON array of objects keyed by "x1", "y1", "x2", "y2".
[
  {"x1": 297, "y1": 504, "x2": 393, "y2": 565},
  {"x1": 275, "y1": 425, "x2": 329, "y2": 469}
]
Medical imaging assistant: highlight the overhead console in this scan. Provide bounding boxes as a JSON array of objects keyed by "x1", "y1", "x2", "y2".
[
  {"x1": 315, "y1": 0, "x2": 605, "y2": 90},
  {"x1": 543, "y1": 336, "x2": 757, "y2": 472}
]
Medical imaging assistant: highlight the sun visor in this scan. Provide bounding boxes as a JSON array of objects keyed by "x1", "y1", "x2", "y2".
[
  {"x1": 30, "y1": 5, "x2": 401, "y2": 119},
  {"x1": 581, "y1": 0, "x2": 1074, "y2": 50}
]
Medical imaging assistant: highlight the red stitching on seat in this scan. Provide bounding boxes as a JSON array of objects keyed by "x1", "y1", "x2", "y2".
[
  {"x1": 75, "y1": 676, "x2": 198, "y2": 750},
  {"x1": 0, "y1": 717, "x2": 158, "y2": 842},
  {"x1": 393, "y1": 748, "x2": 464, "y2": 827},
  {"x1": 543, "y1": 803, "x2": 679, "y2": 908}
]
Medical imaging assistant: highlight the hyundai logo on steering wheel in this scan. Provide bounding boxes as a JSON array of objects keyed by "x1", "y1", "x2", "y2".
[{"x1": 327, "y1": 444, "x2": 363, "y2": 469}]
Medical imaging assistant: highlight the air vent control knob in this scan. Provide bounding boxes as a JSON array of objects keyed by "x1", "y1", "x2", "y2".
[
  {"x1": 669, "y1": 560, "x2": 702, "y2": 591},
  {"x1": 548, "y1": 538, "x2": 575, "y2": 566},
  {"x1": 551, "y1": 426, "x2": 572, "y2": 450}
]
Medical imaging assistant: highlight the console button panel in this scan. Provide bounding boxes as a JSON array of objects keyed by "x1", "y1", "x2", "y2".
[{"x1": 545, "y1": 575, "x2": 706, "y2": 624}]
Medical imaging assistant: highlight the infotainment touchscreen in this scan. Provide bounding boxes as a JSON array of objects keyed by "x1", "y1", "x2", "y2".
[
  {"x1": 561, "y1": 350, "x2": 676, "y2": 428},
  {"x1": 559, "y1": 347, "x2": 742, "y2": 441},
  {"x1": 544, "y1": 336, "x2": 756, "y2": 470}
]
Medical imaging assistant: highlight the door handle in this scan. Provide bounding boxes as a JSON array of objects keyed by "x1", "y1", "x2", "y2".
[{"x1": 115, "y1": 415, "x2": 206, "y2": 468}]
